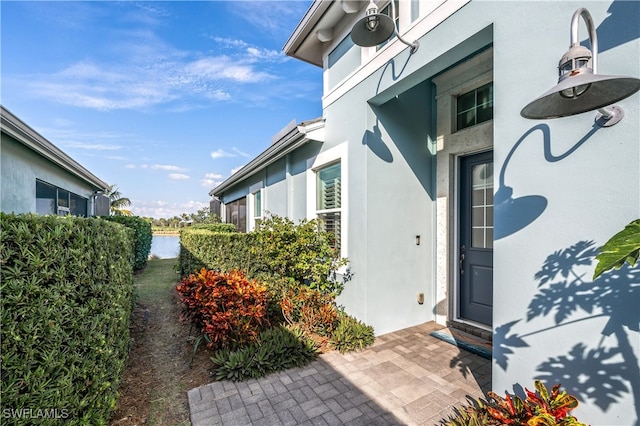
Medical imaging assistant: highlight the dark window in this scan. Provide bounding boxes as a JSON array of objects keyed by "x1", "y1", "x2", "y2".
[
  {"x1": 456, "y1": 82, "x2": 494, "y2": 131},
  {"x1": 36, "y1": 180, "x2": 88, "y2": 217},
  {"x1": 70, "y1": 193, "x2": 88, "y2": 217},
  {"x1": 225, "y1": 197, "x2": 247, "y2": 232},
  {"x1": 36, "y1": 180, "x2": 57, "y2": 215}
]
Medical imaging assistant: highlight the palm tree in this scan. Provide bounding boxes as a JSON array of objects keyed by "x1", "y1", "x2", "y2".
[{"x1": 106, "y1": 184, "x2": 133, "y2": 216}]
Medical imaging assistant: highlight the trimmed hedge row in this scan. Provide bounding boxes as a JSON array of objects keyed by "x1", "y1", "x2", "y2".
[
  {"x1": 180, "y1": 216, "x2": 346, "y2": 296},
  {"x1": 179, "y1": 229, "x2": 253, "y2": 277},
  {"x1": 0, "y1": 214, "x2": 135, "y2": 425},
  {"x1": 190, "y1": 223, "x2": 237, "y2": 233},
  {"x1": 101, "y1": 216, "x2": 152, "y2": 271}
]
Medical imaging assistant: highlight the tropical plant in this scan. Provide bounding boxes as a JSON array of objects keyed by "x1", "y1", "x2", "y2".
[
  {"x1": 280, "y1": 286, "x2": 339, "y2": 336},
  {"x1": 593, "y1": 218, "x2": 640, "y2": 279},
  {"x1": 330, "y1": 314, "x2": 376, "y2": 353},
  {"x1": 176, "y1": 269, "x2": 270, "y2": 350},
  {"x1": 106, "y1": 184, "x2": 132, "y2": 216},
  {"x1": 441, "y1": 380, "x2": 585, "y2": 425},
  {"x1": 210, "y1": 325, "x2": 319, "y2": 381}
]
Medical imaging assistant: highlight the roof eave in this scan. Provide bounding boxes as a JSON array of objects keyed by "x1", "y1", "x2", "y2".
[
  {"x1": 0, "y1": 106, "x2": 110, "y2": 191},
  {"x1": 210, "y1": 118, "x2": 325, "y2": 197}
]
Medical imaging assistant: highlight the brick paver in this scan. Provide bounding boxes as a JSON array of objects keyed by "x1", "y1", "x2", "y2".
[{"x1": 188, "y1": 322, "x2": 491, "y2": 425}]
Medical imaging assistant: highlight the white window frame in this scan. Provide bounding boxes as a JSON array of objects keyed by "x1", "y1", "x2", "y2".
[
  {"x1": 249, "y1": 186, "x2": 264, "y2": 231},
  {"x1": 307, "y1": 142, "x2": 348, "y2": 258}
]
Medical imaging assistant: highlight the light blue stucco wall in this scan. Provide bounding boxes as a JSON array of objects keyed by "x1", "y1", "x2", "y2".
[
  {"x1": 489, "y1": 2, "x2": 639, "y2": 424},
  {"x1": 216, "y1": 1, "x2": 639, "y2": 422},
  {"x1": 1, "y1": 134, "x2": 97, "y2": 214},
  {"x1": 218, "y1": 142, "x2": 322, "y2": 224},
  {"x1": 322, "y1": 5, "x2": 495, "y2": 337},
  {"x1": 322, "y1": 79, "x2": 438, "y2": 335},
  {"x1": 323, "y1": 0, "x2": 639, "y2": 423}
]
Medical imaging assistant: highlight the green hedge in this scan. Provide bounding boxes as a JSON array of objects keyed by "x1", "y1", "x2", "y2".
[
  {"x1": 190, "y1": 223, "x2": 237, "y2": 233},
  {"x1": 179, "y1": 229, "x2": 252, "y2": 277},
  {"x1": 1, "y1": 214, "x2": 135, "y2": 425},
  {"x1": 179, "y1": 216, "x2": 347, "y2": 296},
  {"x1": 101, "y1": 216, "x2": 152, "y2": 271}
]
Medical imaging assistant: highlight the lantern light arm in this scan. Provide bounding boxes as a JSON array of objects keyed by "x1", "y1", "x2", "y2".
[
  {"x1": 571, "y1": 8, "x2": 614, "y2": 119},
  {"x1": 389, "y1": 0, "x2": 419, "y2": 53}
]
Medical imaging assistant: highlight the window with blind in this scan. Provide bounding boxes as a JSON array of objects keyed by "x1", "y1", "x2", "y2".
[{"x1": 316, "y1": 162, "x2": 341, "y2": 250}]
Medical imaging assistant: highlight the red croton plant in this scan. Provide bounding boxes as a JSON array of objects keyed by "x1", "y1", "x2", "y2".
[
  {"x1": 176, "y1": 268, "x2": 270, "y2": 349},
  {"x1": 442, "y1": 380, "x2": 586, "y2": 425}
]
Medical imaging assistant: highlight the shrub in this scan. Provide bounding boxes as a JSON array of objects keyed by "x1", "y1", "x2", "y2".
[
  {"x1": 210, "y1": 325, "x2": 319, "y2": 381},
  {"x1": 190, "y1": 223, "x2": 237, "y2": 233},
  {"x1": 250, "y1": 215, "x2": 347, "y2": 296},
  {"x1": 178, "y1": 230, "x2": 252, "y2": 277},
  {"x1": 330, "y1": 314, "x2": 375, "y2": 353},
  {"x1": 1, "y1": 213, "x2": 134, "y2": 425},
  {"x1": 101, "y1": 215, "x2": 152, "y2": 271},
  {"x1": 281, "y1": 286, "x2": 339, "y2": 336},
  {"x1": 176, "y1": 269, "x2": 270, "y2": 350},
  {"x1": 440, "y1": 380, "x2": 585, "y2": 426}
]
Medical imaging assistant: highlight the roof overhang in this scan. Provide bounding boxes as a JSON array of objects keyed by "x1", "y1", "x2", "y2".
[
  {"x1": 283, "y1": 0, "x2": 366, "y2": 67},
  {"x1": 0, "y1": 106, "x2": 109, "y2": 191},
  {"x1": 210, "y1": 117, "x2": 325, "y2": 197}
]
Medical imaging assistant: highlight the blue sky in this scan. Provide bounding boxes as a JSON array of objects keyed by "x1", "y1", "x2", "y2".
[{"x1": 1, "y1": 0, "x2": 321, "y2": 218}]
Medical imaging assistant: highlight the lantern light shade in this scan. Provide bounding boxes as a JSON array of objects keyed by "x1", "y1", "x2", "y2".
[
  {"x1": 350, "y1": 0, "x2": 419, "y2": 53},
  {"x1": 520, "y1": 74, "x2": 640, "y2": 121},
  {"x1": 520, "y1": 8, "x2": 640, "y2": 127},
  {"x1": 351, "y1": 12, "x2": 395, "y2": 47}
]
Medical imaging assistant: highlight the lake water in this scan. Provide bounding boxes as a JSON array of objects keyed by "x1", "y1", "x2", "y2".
[{"x1": 150, "y1": 235, "x2": 180, "y2": 259}]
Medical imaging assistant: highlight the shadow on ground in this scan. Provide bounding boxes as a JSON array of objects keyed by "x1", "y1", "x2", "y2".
[{"x1": 188, "y1": 322, "x2": 491, "y2": 425}]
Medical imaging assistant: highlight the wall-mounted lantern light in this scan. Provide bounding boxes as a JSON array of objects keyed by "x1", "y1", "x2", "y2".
[
  {"x1": 350, "y1": 0, "x2": 419, "y2": 53},
  {"x1": 521, "y1": 8, "x2": 640, "y2": 127}
]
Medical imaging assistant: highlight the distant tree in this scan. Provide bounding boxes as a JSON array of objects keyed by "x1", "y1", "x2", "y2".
[
  {"x1": 190, "y1": 206, "x2": 220, "y2": 224},
  {"x1": 106, "y1": 184, "x2": 132, "y2": 216}
]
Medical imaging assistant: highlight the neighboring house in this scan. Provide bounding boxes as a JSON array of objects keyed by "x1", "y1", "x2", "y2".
[
  {"x1": 212, "y1": 1, "x2": 639, "y2": 423},
  {"x1": 1, "y1": 106, "x2": 110, "y2": 216}
]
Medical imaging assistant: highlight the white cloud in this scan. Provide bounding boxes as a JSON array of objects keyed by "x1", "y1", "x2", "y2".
[
  {"x1": 65, "y1": 141, "x2": 123, "y2": 150},
  {"x1": 201, "y1": 172, "x2": 225, "y2": 188},
  {"x1": 151, "y1": 164, "x2": 187, "y2": 171},
  {"x1": 20, "y1": 44, "x2": 278, "y2": 110},
  {"x1": 168, "y1": 173, "x2": 190, "y2": 180},
  {"x1": 245, "y1": 47, "x2": 284, "y2": 62},
  {"x1": 210, "y1": 147, "x2": 251, "y2": 160},
  {"x1": 124, "y1": 164, "x2": 136, "y2": 169},
  {"x1": 210, "y1": 149, "x2": 233, "y2": 159},
  {"x1": 232, "y1": 147, "x2": 251, "y2": 157},
  {"x1": 231, "y1": 165, "x2": 243, "y2": 174}
]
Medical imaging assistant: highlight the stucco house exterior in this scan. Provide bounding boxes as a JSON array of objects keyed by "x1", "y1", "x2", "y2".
[
  {"x1": 1, "y1": 106, "x2": 110, "y2": 217},
  {"x1": 211, "y1": 1, "x2": 639, "y2": 423}
]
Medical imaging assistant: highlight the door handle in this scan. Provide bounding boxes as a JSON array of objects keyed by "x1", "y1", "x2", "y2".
[{"x1": 459, "y1": 253, "x2": 465, "y2": 275}]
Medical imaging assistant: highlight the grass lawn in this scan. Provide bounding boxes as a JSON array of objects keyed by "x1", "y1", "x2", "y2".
[{"x1": 110, "y1": 258, "x2": 212, "y2": 426}]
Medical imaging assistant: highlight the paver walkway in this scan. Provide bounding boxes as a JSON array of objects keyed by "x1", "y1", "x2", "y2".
[{"x1": 188, "y1": 322, "x2": 491, "y2": 425}]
